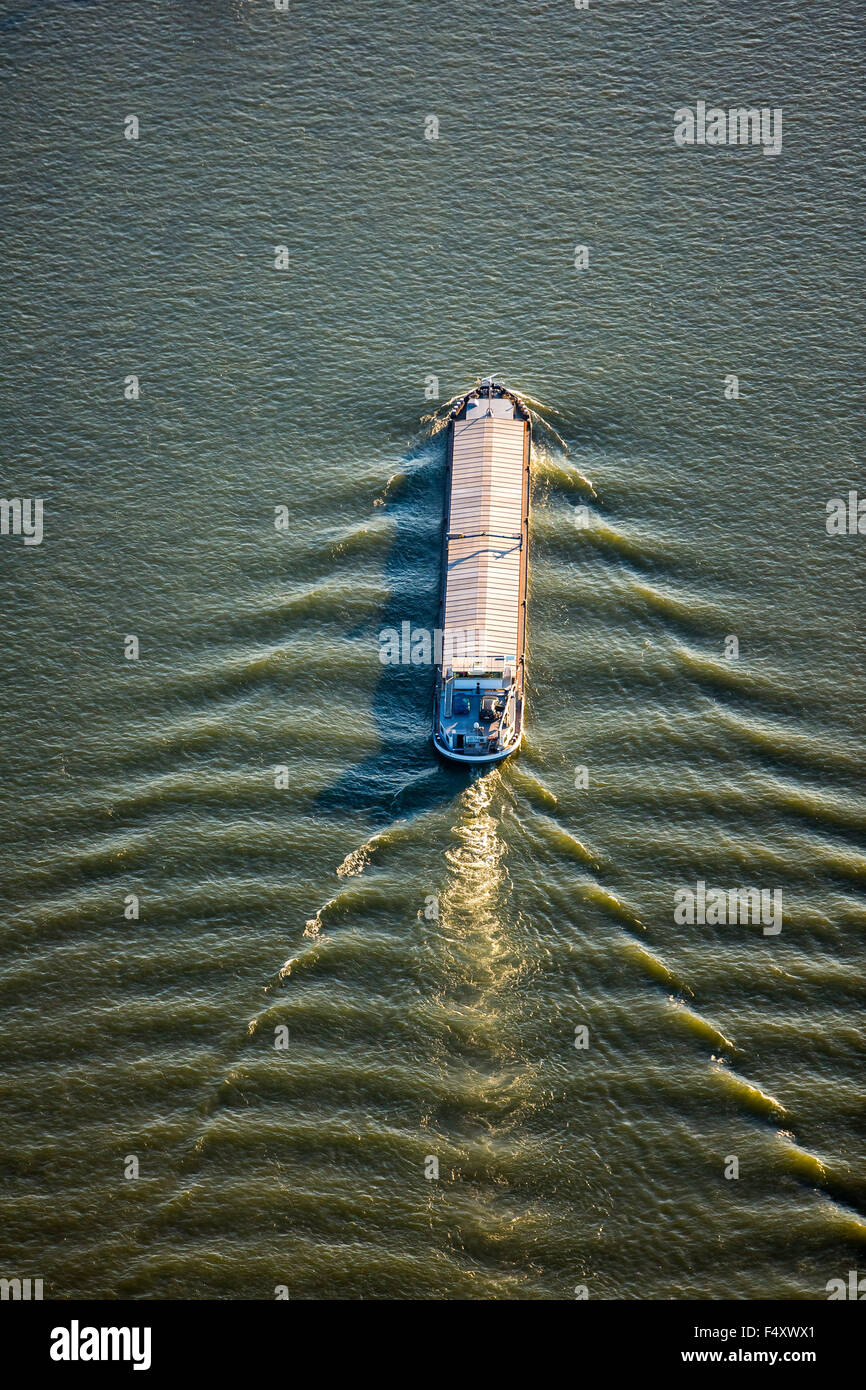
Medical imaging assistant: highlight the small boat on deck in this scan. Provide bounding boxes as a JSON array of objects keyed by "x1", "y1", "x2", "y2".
[{"x1": 433, "y1": 378, "x2": 531, "y2": 764}]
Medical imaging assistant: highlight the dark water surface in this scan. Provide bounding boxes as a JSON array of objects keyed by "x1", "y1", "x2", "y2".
[{"x1": 0, "y1": 0, "x2": 864, "y2": 1298}]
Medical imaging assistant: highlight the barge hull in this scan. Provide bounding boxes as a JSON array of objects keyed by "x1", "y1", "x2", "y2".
[{"x1": 433, "y1": 381, "x2": 531, "y2": 763}]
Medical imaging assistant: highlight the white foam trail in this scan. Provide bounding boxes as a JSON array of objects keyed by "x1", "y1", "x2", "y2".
[
  {"x1": 422, "y1": 385, "x2": 571, "y2": 453},
  {"x1": 512, "y1": 390, "x2": 572, "y2": 422},
  {"x1": 534, "y1": 444, "x2": 597, "y2": 499},
  {"x1": 337, "y1": 836, "x2": 380, "y2": 878}
]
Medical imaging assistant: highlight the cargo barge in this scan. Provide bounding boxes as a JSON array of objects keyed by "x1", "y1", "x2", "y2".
[{"x1": 432, "y1": 378, "x2": 531, "y2": 764}]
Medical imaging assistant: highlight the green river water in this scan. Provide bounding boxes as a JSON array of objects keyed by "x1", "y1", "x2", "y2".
[{"x1": 0, "y1": 0, "x2": 864, "y2": 1299}]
